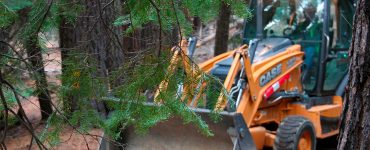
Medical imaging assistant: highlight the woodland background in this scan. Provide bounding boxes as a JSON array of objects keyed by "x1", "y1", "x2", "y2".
[{"x1": 0, "y1": 0, "x2": 369, "y2": 149}]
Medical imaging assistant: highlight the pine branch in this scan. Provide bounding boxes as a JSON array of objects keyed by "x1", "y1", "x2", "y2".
[{"x1": 0, "y1": 74, "x2": 48, "y2": 149}]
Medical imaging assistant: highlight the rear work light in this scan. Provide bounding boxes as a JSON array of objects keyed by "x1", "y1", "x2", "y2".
[{"x1": 263, "y1": 73, "x2": 291, "y2": 99}]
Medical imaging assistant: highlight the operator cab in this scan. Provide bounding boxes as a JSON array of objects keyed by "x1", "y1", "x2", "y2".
[
  {"x1": 209, "y1": 0, "x2": 354, "y2": 100},
  {"x1": 242, "y1": 0, "x2": 354, "y2": 97}
]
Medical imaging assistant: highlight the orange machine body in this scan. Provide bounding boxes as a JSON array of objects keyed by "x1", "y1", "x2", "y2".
[{"x1": 195, "y1": 44, "x2": 343, "y2": 149}]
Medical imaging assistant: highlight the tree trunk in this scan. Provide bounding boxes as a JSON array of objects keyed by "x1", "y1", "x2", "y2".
[
  {"x1": 18, "y1": 4, "x2": 54, "y2": 120},
  {"x1": 193, "y1": 16, "x2": 202, "y2": 37},
  {"x1": 59, "y1": 0, "x2": 124, "y2": 114},
  {"x1": 338, "y1": 0, "x2": 370, "y2": 149},
  {"x1": 59, "y1": 18, "x2": 78, "y2": 113},
  {"x1": 59, "y1": 0, "x2": 165, "y2": 113},
  {"x1": 214, "y1": 1, "x2": 231, "y2": 56},
  {"x1": 24, "y1": 33, "x2": 53, "y2": 120}
]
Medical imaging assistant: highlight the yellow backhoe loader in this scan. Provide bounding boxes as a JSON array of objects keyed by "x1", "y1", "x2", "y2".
[{"x1": 100, "y1": 0, "x2": 355, "y2": 149}]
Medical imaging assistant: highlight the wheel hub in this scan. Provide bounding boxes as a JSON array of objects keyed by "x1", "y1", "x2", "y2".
[{"x1": 298, "y1": 131, "x2": 312, "y2": 150}]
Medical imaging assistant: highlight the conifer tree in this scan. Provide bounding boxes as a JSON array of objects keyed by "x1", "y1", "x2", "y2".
[{"x1": 0, "y1": 0, "x2": 250, "y2": 148}]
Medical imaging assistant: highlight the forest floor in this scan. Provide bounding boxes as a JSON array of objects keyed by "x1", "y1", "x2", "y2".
[{"x1": 4, "y1": 47, "x2": 103, "y2": 150}]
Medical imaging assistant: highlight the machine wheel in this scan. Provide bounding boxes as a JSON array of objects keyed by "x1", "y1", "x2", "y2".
[{"x1": 274, "y1": 116, "x2": 316, "y2": 150}]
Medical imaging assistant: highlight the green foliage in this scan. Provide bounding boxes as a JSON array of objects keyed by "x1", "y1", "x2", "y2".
[
  {"x1": 41, "y1": 2, "x2": 60, "y2": 32},
  {"x1": 0, "y1": 0, "x2": 250, "y2": 147},
  {"x1": 60, "y1": 51, "x2": 106, "y2": 113},
  {"x1": 21, "y1": 0, "x2": 49, "y2": 40},
  {"x1": 103, "y1": 53, "x2": 174, "y2": 136},
  {"x1": 40, "y1": 51, "x2": 107, "y2": 146},
  {"x1": 0, "y1": 0, "x2": 31, "y2": 28},
  {"x1": 56, "y1": 0, "x2": 84, "y2": 24},
  {"x1": 114, "y1": 0, "x2": 251, "y2": 35},
  {"x1": 70, "y1": 109, "x2": 104, "y2": 132},
  {"x1": 56, "y1": 51, "x2": 225, "y2": 139},
  {"x1": 0, "y1": 50, "x2": 34, "y2": 111},
  {"x1": 1, "y1": 0, "x2": 32, "y2": 11},
  {"x1": 39, "y1": 113, "x2": 64, "y2": 147},
  {"x1": 0, "y1": 5, "x2": 16, "y2": 28},
  {"x1": 102, "y1": 51, "x2": 228, "y2": 137},
  {"x1": 5, "y1": 86, "x2": 32, "y2": 101}
]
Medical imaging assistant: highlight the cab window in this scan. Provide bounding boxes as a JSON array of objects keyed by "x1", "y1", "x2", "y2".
[{"x1": 323, "y1": 0, "x2": 353, "y2": 91}]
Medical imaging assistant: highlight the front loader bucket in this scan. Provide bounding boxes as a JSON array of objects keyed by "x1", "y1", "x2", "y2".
[{"x1": 99, "y1": 108, "x2": 256, "y2": 150}]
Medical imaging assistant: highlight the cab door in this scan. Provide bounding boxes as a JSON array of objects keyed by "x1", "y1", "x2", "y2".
[{"x1": 322, "y1": 0, "x2": 354, "y2": 95}]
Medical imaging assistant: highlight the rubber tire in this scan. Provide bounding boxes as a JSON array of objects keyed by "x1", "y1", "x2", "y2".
[{"x1": 274, "y1": 116, "x2": 316, "y2": 150}]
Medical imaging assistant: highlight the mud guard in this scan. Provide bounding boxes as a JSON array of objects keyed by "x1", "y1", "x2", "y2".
[{"x1": 233, "y1": 113, "x2": 257, "y2": 150}]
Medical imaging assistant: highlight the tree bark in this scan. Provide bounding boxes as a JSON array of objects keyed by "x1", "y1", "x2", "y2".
[
  {"x1": 59, "y1": 0, "x2": 166, "y2": 114},
  {"x1": 214, "y1": 1, "x2": 231, "y2": 56},
  {"x1": 24, "y1": 33, "x2": 53, "y2": 120},
  {"x1": 59, "y1": 0, "x2": 124, "y2": 114},
  {"x1": 338, "y1": 0, "x2": 370, "y2": 149},
  {"x1": 20, "y1": 4, "x2": 53, "y2": 120},
  {"x1": 59, "y1": 18, "x2": 78, "y2": 113}
]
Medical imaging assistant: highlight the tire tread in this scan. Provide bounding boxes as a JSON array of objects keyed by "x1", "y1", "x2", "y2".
[{"x1": 274, "y1": 116, "x2": 316, "y2": 150}]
